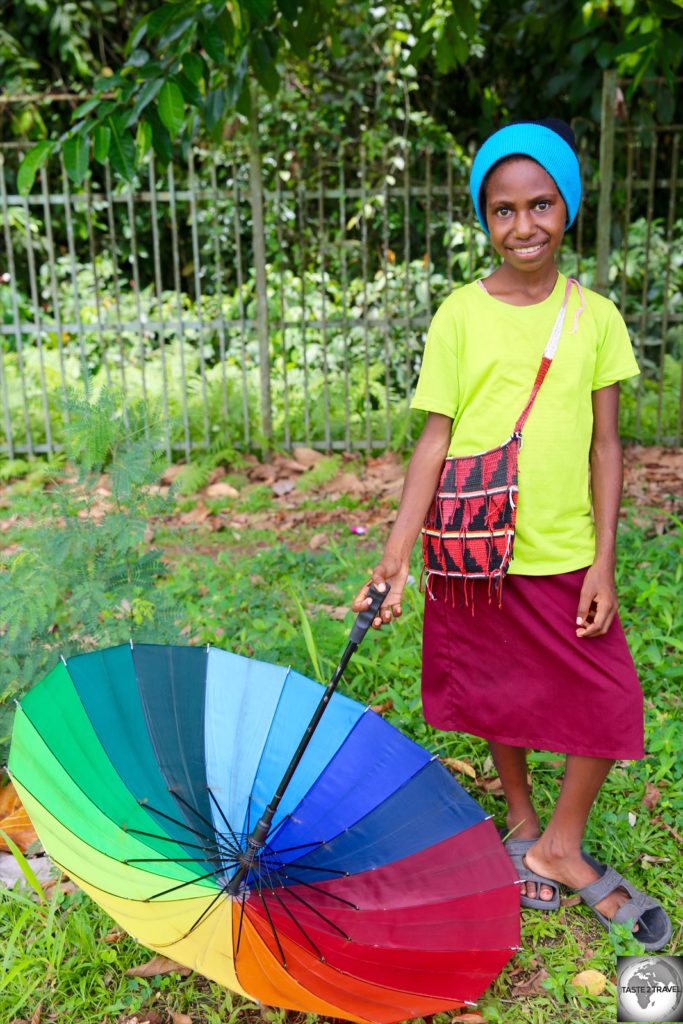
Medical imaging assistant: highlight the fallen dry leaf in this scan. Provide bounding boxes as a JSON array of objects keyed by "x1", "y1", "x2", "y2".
[
  {"x1": 31, "y1": 1005, "x2": 42, "y2": 1024},
  {"x1": 328, "y1": 472, "x2": 367, "y2": 497},
  {"x1": 205, "y1": 481, "x2": 239, "y2": 499},
  {"x1": 125, "y1": 955, "x2": 192, "y2": 979},
  {"x1": 292, "y1": 446, "x2": 323, "y2": 468},
  {"x1": 642, "y1": 782, "x2": 661, "y2": 811},
  {"x1": 510, "y1": 967, "x2": 549, "y2": 997},
  {"x1": 308, "y1": 532, "x2": 328, "y2": 550},
  {"x1": 160, "y1": 464, "x2": 186, "y2": 485},
  {"x1": 451, "y1": 1015, "x2": 486, "y2": 1023},
  {"x1": 170, "y1": 1013, "x2": 193, "y2": 1024},
  {"x1": 104, "y1": 928, "x2": 125, "y2": 943},
  {"x1": 571, "y1": 969, "x2": 607, "y2": 996},
  {"x1": 370, "y1": 699, "x2": 394, "y2": 715},
  {"x1": 272, "y1": 479, "x2": 295, "y2": 497},
  {"x1": 651, "y1": 815, "x2": 683, "y2": 844},
  {"x1": 442, "y1": 758, "x2": 477, "y2": 780},
  {"x1": 0, "y1": 779, "x2": 39, "y2": 854},
  {"x1": 178, "y1": 504, "x2": 211, "y2": 526},
  {"x1": 560, "y1": 894, "x2": 582, "y2": 907},
  {"x1": 640, "y1": 853, "x2": 670, "y2": 864}
]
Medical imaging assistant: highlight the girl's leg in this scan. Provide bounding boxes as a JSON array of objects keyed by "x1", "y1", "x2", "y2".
[
  {"x1": 524, "y1": 754, "x2": 638, "y2": 928},
  {"x1": 488, "y1": 741, "x2": 552, "y2": 901}
]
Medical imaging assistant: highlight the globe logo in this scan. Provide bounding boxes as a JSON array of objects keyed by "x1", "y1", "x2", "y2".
[{"x1": 617, "y1": 956, "x2": 683, "y2": 1023}]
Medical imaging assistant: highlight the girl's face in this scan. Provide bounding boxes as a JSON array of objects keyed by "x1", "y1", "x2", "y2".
[{"x1": 484, "y1": 158, "x2": 567, "y2": 274}]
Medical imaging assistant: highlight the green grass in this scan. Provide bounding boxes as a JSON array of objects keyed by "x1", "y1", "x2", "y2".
[{"x1": 1, "y1": 501, "x2": 681, "y2": 1024}]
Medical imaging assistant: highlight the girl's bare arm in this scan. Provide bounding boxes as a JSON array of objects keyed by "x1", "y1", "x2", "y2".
[
  {"x1": 576, "y1": 382, "x2": 622, "y2": 638},
  {"x1": 352, "y1": 412, "x2": 453, "y2": 628}
]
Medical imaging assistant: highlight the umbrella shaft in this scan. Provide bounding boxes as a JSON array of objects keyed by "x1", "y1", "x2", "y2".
[{"x1": 225, "y1": 641, "x2": 357, "y2": 895}]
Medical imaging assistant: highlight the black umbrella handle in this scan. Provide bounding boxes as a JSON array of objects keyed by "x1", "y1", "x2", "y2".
[
  {"x1": 225, "y1": 581, "x2": 391, "y2": 894},
  {"x1": 349, "y1": 582, "x2": 392, "y2": 645}
]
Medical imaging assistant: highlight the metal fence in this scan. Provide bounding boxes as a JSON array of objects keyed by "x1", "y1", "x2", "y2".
[{"x1": 1, "y1": 72, "x2": 681, "y2": 459}]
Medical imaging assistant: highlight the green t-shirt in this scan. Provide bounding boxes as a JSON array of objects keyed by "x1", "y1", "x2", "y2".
[{"x1": 410, "y1": 273, "x2": 639, "y2": 575}]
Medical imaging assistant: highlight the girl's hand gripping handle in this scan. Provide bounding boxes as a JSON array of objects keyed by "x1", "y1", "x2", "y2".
[{"x1": 350, "y1": 582, "x2": 391, "y2": 646}]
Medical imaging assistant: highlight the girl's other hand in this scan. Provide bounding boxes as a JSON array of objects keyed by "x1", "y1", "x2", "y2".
[
  {"x1": 351, "y1": 553, "x2": 410, "y2": 629},
  {"x1": 575, "y1": 562, "x2": 618, "y2": 638}
]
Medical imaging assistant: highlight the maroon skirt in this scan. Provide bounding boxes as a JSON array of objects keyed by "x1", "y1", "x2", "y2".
[{"x1": 421, "y1": 569, "x2": 644, "y2": 759}]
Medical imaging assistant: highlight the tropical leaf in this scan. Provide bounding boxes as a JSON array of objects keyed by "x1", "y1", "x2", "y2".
[
  {"x1": 158, "y1": 80, "x2": 185, "y2": 137},
  {"x1": 106, "y1": 116, "x2": 136, "y2": 181},
  {"x1": 17, "y1": 141, "x2": 53, "y2": 195},
  {"x1": 63, "y1": 133, "x2": 89, "y2": 185},
  {"x1": 93, "y1": 125, "x2": 112, "y2": 164}
]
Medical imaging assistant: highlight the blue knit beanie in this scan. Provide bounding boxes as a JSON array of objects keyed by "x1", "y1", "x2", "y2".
[{"x1": 469, "y1": 119, "x2": 582, "y2": 234}]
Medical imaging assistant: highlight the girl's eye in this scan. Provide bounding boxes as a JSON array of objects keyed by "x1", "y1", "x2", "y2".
[
  {"x1": 536, "y1": 200, "x2": 550, "y2": 211},
  {"x1": 495, "y1": 206, "x2": 511, "y2": 217}
]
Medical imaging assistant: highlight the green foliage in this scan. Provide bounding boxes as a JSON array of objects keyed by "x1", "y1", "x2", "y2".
[{"x1": 0, "y1": 391, "x2": 181, "y2": 761}]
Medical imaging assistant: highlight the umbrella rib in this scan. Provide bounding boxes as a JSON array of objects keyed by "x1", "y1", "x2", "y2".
[
  {"x1": 267, "y1": 887, "x2": 325, "y2": 961},
  {"x1": 264, "y1": 859, "x2": 349, "y2": 877},
  {"x1": 273, "y1": 884, "x2": 352, "y2": 940},
  {"x1": 169, "y1": 789, "x2": 226, "y2": 836},
  {"x1": 152, "y1": 888, "x2": 228, "y2": 947},
  {"x1": 255, "y1": 885, "x2": 288, "y2": 969},
  {"x1": 135, "y1": 802, "x2": 221, "y2": 848},
  {"x1": 265, "y1": 840, "x2": 329, "y2": 854},
  {"x1": 206, "y1": 786, "x2": 242, "y2": 849},
  {"x1": 234, "y1": 889, "x2": 247, "y2": 958},
  {"x1": 144, "y1": 865, "x2": 227, "y2": 901},
  {"x1": 273, "y1": 871, "x2": 359, "y2": 910},
  {"x1": 124, "y1": 827, "x2": 222, "y2": 859},
  {"x1": 125, "y1": 855, "x2": 224, "y2": 864}
]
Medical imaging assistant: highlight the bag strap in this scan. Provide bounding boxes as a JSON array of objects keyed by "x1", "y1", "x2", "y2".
[{"x1": 513, "y1": 276, "x2": 582, "y2": 434}]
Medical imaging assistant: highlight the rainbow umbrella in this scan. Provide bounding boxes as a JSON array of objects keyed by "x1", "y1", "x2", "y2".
[{"x1": 9, "y1": 588, "x2": 519, "y2": 1023}]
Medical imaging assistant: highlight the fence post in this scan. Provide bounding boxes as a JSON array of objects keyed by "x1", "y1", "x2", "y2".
[
  {"x1": 247, "y1": 81, "x2": 272, "y2": 447},
  {"x1": 595, "y1": 70, "x2": 617, "y2": 296}
]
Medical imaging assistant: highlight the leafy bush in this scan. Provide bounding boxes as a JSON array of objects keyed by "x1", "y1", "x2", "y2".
[{"x1": 0, "y1": 391, "x2": 181, "y2": 760}]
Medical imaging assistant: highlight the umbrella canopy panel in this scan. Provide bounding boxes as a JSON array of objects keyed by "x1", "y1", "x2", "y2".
[{"x1": 9, "y1": 643, "x2": 520, "y2": 1023}]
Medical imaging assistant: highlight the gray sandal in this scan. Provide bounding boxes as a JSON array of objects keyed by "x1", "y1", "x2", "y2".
[
  {"x1": 577, "y1": 852, "x2": 672, "y2": 951},
  {"x1": 504, "y1": 838, "x2": 561, "y2": 911}
]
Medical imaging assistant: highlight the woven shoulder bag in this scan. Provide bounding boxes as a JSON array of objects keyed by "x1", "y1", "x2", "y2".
[{"x1": 422, "y1": 277, "x2": 582, "y2": 599}]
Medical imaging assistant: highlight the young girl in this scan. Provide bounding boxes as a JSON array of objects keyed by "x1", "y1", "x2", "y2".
[{"x1": 352, "y1": 118, "x2": 671, "y2": 950}]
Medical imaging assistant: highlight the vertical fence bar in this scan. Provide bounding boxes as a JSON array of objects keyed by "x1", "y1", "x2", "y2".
[
  {"x1": 39, "y1": 165, "x2": 69, "y2": 417},
  {"x1": 595, "y1": 70, "x2": 617, "y2": 296},
  {"x1": 656, "y1": 133, "x2": 678, "y2": 443},
  {"x1": 424, "y1": 147, "x2": 432, "y2": 317},
  {"x1": 339, "y1": 145, "x2": 351, "y2": 450},
  {"x1": 619, "y1": 134, "x2": 635, "y2": 318},
  {"x1": 575, "y1": 133, "x2": 588, "y2": 277},
  {"x1": 125, "y1": 180, "x2": 148, "y2": 417},
  {"x1": 248, "y1": 84, "x2": 272, "y2": 447},
  {"x1": 22, "y1": 192, "x2": 53, "y2": 453},
  {"x1": 275, "y1": 168, "x2": 290, "y2": 449},
  {"x1": 168, "y1": 165, "x2": 192, "y2": 458},
  {"x1": 0, "y1": 155, "x2": 30, "y2": 455},
  {"x1": 148, "y1": 159, "x2": 172, "y2": 460},
  {"x1": 60, "y1": 154, "x2": 90, "y2": 393},
  {"x1": 446, "y1": 146, "x2": 454, "y2": 292},
  {"x1": 231, "y1": 162, "x2": 251, "y2": 448},
  {"x1": 635, "y1": 134, "x2": 658, "y2": 440},
  {"x1": 85, "y1": 182, "x2": 113, "y2": 391},
  {"x1": 188, "y1": 149, "x2": 210, "y2": 448},
  {"x1": 296, "y1": 179, "x2": 310, "y2": 444},
  {"x1": 209, "y1": 158, "x2": 229, "y2": 424},
  {"x1": 360, "y1": 142, "x2": 372, "y2": 451},
  {"x1": 318, "y1": 152, "x2": 331, "y2": 450},
  {"x1": 403, "y1": 143, "x2": 412, "y2": 422},
  {"x1": 381, "y1": 146, "x2": 392, "y2": 447},
  {"x1": 103, "y1": 163, "x2": 129, "y2": 423}
]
